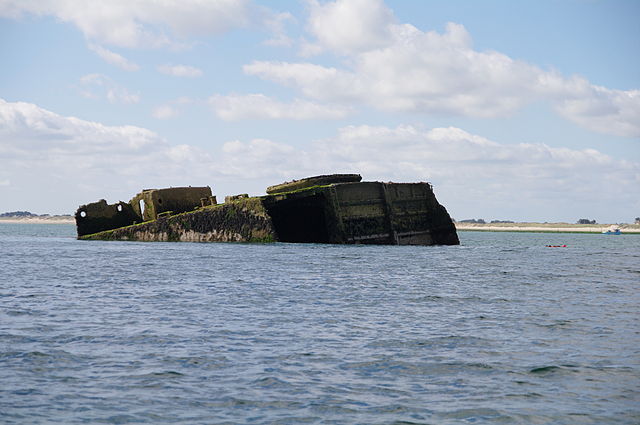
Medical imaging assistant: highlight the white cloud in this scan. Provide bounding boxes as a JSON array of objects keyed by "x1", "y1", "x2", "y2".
[
  {"x1": 1, "y1": 98, "x2": 636, "y2": 220},
  {"x1": 262, "y1": 11, "x2": 295, "y2": 47},
  {"x1": 0, "y1": 0, "x2": 251, "y2": 49},
  {"x1": 0, "y1": 98, "x2": 158, "y2": 156},
  {"x1": 220, "y1": 138, "x2": 302, "y2": 178},
  {"x1": 552, "y1": 80, "x2": 640, "y2": 137},
  {"x1": 151, "y1": 97, "x2": 192, "y2": 120},
  {"x1": 243, "y1": 23, "x2": 543, "y2": 118},
  {"x1": 88, "y1": 44, "x2": 140, "y2": 71},
  {"x1": 79, "y1": 74, "x2": 140, "y2": 104},
  {"x1": 157, "y1": 64, "x2": 203, "y2": 78},
  {"x1": 152, "y1": 105, "x2": 178, "y2": 120},
  {"x1": 209, "y1": 93, "x2": 350, "y2": 120},
  {"x1": 217, "y1": 124, "x2": 640, "y2": 221},
  {"x1": 243, "y1": 0, "x2": 640, "y2": 137},
  {"x1": 304, "y1": 0, "x2": 395, "y2": 55},
  {"x1": 0, "y1": 98, "x2": 216, "y2": 212}
]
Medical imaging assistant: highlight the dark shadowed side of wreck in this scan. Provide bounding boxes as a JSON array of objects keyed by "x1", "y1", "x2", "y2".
[{"x1": 76, "y1": 174, "x2": 459, "y2": 245}]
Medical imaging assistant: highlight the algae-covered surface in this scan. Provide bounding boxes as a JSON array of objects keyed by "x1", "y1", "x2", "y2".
[
  {"x1": 77, "y1": 179, "x2": 460, "y2": 245},
  {"x1": 81, "y1": 198, "x2": 276, "y2": 242}
]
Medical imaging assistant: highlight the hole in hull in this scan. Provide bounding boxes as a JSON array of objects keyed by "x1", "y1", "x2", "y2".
[
  {"x1": 266, "y1": 194, "x2": 330, "y2": 243},
  {"x1": 139, "y1": 199, "x2": 146, "y2": 219}
]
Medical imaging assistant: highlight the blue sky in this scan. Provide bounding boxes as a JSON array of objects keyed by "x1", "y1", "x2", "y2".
[{"x1": 0, "y1": 0, "x2": 638, "y2": 222}]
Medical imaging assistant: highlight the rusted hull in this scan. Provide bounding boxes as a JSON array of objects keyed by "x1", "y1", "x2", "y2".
[{"x1": 77, "y1": 176, "x2": 459, "y2": 246}]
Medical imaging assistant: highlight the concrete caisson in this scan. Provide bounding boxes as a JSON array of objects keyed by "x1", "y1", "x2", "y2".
[{"x1": 76, "y1": 175, "x2": 459, "y2": 245}]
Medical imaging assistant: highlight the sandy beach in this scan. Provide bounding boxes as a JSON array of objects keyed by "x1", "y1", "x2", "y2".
[
  {"x1": 455, "y1": 222, "x2": 640, "y2": 234},
  {"x1": 2, "y1": 216, "x2": 639, "y2": 233},
  {"x1": 0, "y1": 216, "x2": 75, "y2": 224}
]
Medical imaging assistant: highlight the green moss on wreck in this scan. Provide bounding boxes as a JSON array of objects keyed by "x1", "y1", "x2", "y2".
[
  {"x1": 225, "y1": 208, "x2": 237, "y2": 220},
  {"x1": 266, "y1": 174, "x2": 361, "y2": 194},
  {"x1": 77, "y1": 175, "x2": 459, "y2": 246},
  {"x1": 79, "y1": 221, "x2": 145, "y2": 240},
  {"x1": 81, "y1": 197, "x2": 277, "y2": 243},
  {"x1": 261, "y1": 184, "x2": 332, "y2": 199}
]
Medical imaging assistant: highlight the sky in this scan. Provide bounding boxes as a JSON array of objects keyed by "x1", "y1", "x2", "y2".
[{"x1": 0, "y1": 0, "x2": 638, "y2": 223}]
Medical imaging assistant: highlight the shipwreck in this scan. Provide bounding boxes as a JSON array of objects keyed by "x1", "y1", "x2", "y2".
[{"x1": 75, "y1": 174, "x2": 459, "y2": 245}]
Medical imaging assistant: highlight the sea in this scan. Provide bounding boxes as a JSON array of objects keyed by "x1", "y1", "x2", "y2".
[{"x1": 0, "y1": 223, "x2": 638, "y2": 424}]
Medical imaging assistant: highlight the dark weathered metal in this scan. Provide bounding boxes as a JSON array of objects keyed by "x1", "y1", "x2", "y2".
[
  {"x1": 266, "y1": 174, "x2": 362, "y2": 195},
  {"x1": 75, "y1": 187, "x2": 211, "y2": 237},
  {"x1": 77, "y1": 175, "x2": 459, "y2": 245}
]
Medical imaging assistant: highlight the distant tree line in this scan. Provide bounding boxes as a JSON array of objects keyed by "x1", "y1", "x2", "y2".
[
  {"x1": 0, "y1": 211, "x2": 35, "y2": 217},
  {"x1": 452, "y1": 217, "x2": 639, "y2": 225},
  {"x1": 0, "y1": 211, "x2": 51, "y2": 217},
  {"x1": 454, "y1": 219, "x2": 514, "y2": 224}
]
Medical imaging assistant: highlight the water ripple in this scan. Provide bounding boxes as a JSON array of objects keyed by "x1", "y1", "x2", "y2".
[{"x1": 0, "y1": 224, "x2": 638, "y2": 424}]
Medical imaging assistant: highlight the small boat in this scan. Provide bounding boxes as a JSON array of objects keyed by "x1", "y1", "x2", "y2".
[{"x1": 602, "y1": 226, "x2": 621, "y2": 235}]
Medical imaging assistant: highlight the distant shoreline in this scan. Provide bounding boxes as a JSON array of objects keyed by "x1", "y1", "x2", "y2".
[
  {"x1": 2, "y1": 217, "x2": 639, "y2": 234},
  {"x1": 0, "y1": 216, "x2": 74, "y2": 224},
  {"x1": 455, "y1": 222, "x2": 640, "y2": 234}
]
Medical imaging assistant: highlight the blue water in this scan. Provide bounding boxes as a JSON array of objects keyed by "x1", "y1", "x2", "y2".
[{"x1": 1, "y1": 223, "x2": 638, "y2": 424}]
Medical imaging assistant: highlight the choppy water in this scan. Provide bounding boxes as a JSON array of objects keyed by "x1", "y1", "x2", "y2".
[{"x1": 1, "y1": 223, "x2": 638, "y2": 424}]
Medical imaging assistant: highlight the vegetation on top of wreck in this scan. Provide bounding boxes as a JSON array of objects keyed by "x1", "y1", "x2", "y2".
[
  {"x1": 261, "y1": 184, "x2": 334, "y2": 199},
  {"x1": 80, "y1": 198, "x2": 276, "y2": 243},
  {"x1": 266, "y1": 174, "x2": 362, "y2": 195},
  {"x1": 76, "y1": 174, "x2": 460, "y2": 245}
]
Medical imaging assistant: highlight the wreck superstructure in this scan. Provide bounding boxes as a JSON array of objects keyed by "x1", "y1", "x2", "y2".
[
  {"x1": 75, "y1": 186, "x2": 213, "y2": 237},
  {"x1": 75, "y1": 174, "x2": 459, "y2": 245}
]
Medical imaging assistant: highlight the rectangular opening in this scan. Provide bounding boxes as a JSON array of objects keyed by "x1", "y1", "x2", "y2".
[{"x1": 265, "y1": 194, "x2": 330, "y2": 243}]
